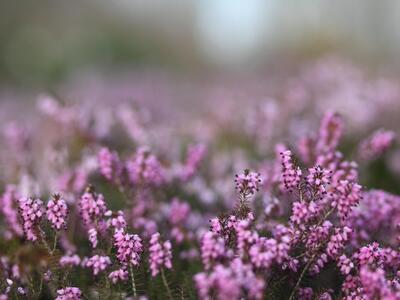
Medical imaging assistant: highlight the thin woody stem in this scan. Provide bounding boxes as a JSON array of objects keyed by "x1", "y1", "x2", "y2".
[
  {"x1": 129, "y1": 264, "x2": 137, "y2": 297},
  {"x1": 161, "y1": 268, "x2": 173, "y2": 300},
  {"x1": 288, "y1": 252, "x2": 317, "y2": 300}
]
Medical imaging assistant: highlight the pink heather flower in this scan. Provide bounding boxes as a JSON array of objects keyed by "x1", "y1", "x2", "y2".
[
  {"x1": 78, "y1": 187, "x2": 108, "y2": 227},
  {"x1": 113, "y1": 229, "x2": 143, "y2": 266},
  {"x1": 272, "y1": 225, "x2": 291, "y2": 264},
  {"x1": 331, "y1": 180, "x2": 362, "y2": 222},
  {"x1": 326, "y1": 226, "x2": 352, "y2": 259},
  {"x1": 331, "y1": 160, "x2": 358, "y2": 187},
  {"x1": 298, "y1": 287, "x2": 313, "y2": 300},
  {"x1": 180, "y1": 144, "x2": 207, "y2": 181},
  {"x1": 290, "y1": 201, "x2": 320, "y2": 227},
  {"x1": 338, "y1": 255, "x2": 354, "y2": 275},
  {"x1": 306, "y1": 165, "x2": 331, "y2": 195},
  {"x1": 59, "y1": 254, "x2": 81, "y2": 268},
  {"x1": 316, "y1": 151, "x2": 343, "y2": 172},
  {"x1": 195, "y1": 269, "x2": 239, "y2": 300},
  {"x1": 0, "y1": 185, "x2": 23, "y2": 239},
  {"x1": 200, "y1": 231, "x2": 228, "y2": 270},
  {"x1": 249, "y1": 237, "x2": 277, "y2": 269},
  {"x1": 209, "y1": 217, "x2": 222, "y2": 234},
  {"x1": 235, "y1": 219, "x2": 259, "y2": 255},
  {"x1": 168, "y1": 198, "x2": 190, "y2": 226},
  {"x1": 310, "y1": 253, "x2": 329, "y2": 275},
  {"x1": 359, "y1": 129, "x2": 395, "y2": 160},
  {"x1": 18, "y1": 197, "x2": 44, "y2": 241},
  {"x1": 171, "y1": 227, "x2": 185, "y2": 244},
  {"x1": 235, "y1": 169, "x2": 263, "y2": 197},
  {"x1": 194, "y1": 258, "x2": 264, "y2": 300},
  {"x1": 280, "y1": 150, "x2": 302, "y2": 192},
  {"x1": 347, "y1": 190, "x2": 400, "y2": 246},
  {"x1": 55, "y1": 287, "x2": 82, "y2": 300},
  {"x1": 108, "y1": 211, "x2": 127, "y2": 230},
  {"x1": 88, "y1": 228, "x2": 98, "y2": 248},
  {"x1": 108, "y1": 268, "x2": 129, "y2": 284},
  {"x1": 356, "y1": 242, "x2": 382, "y2": 266},
  {"x1": 316, "y1": 111, "x2": 343, "y2": 154},
  {"x1": 297, "y1": 135, "x2": 316, "y2": 165},
  {"x1": 305, "y1": 221, "x2": 332, "y2": 249},
  {"x1": 46, "y1": 193, "x2": 68, "y2": 230},
  {"x1": 83, "y1": 255, "x2": 111, "y2": 275},
  {"x1": 358, "y1": 267, "x2": 400, "y2": 299},
  {"x1": 126, "y1": 147, "x2": 165, "y2": 186},
  {"x1": 97, "y1": 147, "x2": 122, "y2": 181},
  {"x1": 149, "y1": 232, "x2": 172, "y2": 276}
]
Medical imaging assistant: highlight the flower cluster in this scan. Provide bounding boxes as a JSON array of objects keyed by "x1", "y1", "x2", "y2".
[
  {"x1": 235, "y1": 169, "x2": 263, "y2": 197},
  {"x1": 359, "y1": 129, "x2": 395, "y2": 160},
  {"x1": 113, "y1": 228, "x2": 143, "y2": 266},
  {"x1": 149, "y1": 232, "x2": 172, "y2": 276},
  {"x1": 78, "y1": 187, "x2": 108, "y2": 227},
  {"x1": 280, "y1": 150, "x2": 302, "y2": 192},
  {"x1": 0, "y1": 185, "x2": 23, "y2": 239},
  {"x1": 2, "y1": 60, "x2": 400, "y2": 299},
  {"x1": 82, "y1": 255, "x2": 111, "y2": 275},
  {"x1": 180, "y1": 144, "x2": 207, "y2": 181},
  {"x1": 108, "y1": 268, "x2": 128, "y2": 284},
  {"x1": 97, "y1": 147, "x2": 122, "y2": 182},
  {"x1": 18, "y1": 197, "x2": 44, "y2": 241},
  {"x1": 55, "y1": 287, "x2": 82, "y2": 300},
  {"x1": 126, "y1": 147, "x2": 165, "y2": 186},
  {"x1": 195, "y1": 258, "x2": 265, "y2": 300},
  {"x1": 46, "y1": 193, "x2": 68, "y2": 230},
  {"x1": 60, "y1": 254, "x2": 81, "y2": 267}
]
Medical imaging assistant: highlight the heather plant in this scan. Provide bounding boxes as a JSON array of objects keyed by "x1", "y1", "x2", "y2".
[{"x1": 1, "y1": 59, "x2": 400, "y2": 299}]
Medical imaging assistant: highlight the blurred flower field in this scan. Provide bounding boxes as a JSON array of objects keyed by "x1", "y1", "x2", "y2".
[{"x1": 1, "y1": 57, "x2": 400, "y2": 299}]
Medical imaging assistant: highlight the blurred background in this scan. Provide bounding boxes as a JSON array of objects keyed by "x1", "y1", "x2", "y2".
[{"x1": 2, "y1": 0, "x2": 400, "y2": 88}]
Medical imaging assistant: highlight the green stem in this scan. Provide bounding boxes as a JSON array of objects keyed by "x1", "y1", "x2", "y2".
[
  {"x1": 36, "y1": 276, "x2": 44, "y2": 299},
  {"x1": 161, "y1": 268, "x2": 173, "y2": 300},
  {"x1": 39, "y1": 227, "x2": 52, "y2": 254},
  {"x1": 52, "y1": 232, "x2": 58, "y2": 253},
  {"x1": 129, "y1": 264, "x2": 137, "y2": 297},
  {"x1": 288, "y1": 252, "x2": 317, "y2": 300}
]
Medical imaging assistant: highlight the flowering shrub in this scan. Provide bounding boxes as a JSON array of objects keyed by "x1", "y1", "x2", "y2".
[{"x1": 1, "y1": 59, "x2": 400, "y2": 299}]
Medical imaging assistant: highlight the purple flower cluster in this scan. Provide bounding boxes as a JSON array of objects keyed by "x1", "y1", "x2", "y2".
[
  {"x1": 126, "y1": 147, "x2": 165, "y2": 186},
  {"x1": 149, "y1": 232, "x2": 172, "y2": 276},
  {"x1": 280, "y1": 150, "x2": 302, "y2": 192},
  {"x1": 2, "y1": 63, "x2": 400, "y2": 300},
  {"x1": 235, "y1": 169, "x2": 263, "y2": 197},
  {"x1": 18, "y1": 197, "x2": 44, "y2": 241},
  {"x1": 0, "y1": 185, "x2": 23, "y2": 239},
  {"x1": 46, "y1": 193, "x2": 68, "y2": 230},
  {"x1": 97, "y1": 147, "x2": 122, "y2": 182},
  {"x1": 55, "y1": 287, "x2": 82, "y2": 300},
  {"x1": 180, "y1": 144, "x2": 207, "y2": 181},
  {"x1": 78, "y1": 187, "x2": 108, "y2": 228},
  {"x1": 195, "y1": 258, "x2": 265, "y2": 300},
  {"x1": 306, "y1": 165, "x2": 331, "y2": 195},
  {"x1": 59, "y1": 254, "x2": 81, "y2": 267},
  {"x1": 200, "y1": 231, "x2": 228, "y2": 270},
  {"x1": 82, "y1": 255, "x2": 111, "y2": 275},
  {"x1": 113, "y1": 228, "x2": 143, "y2": 266},
  {"x1": 359, "y1": 129, "x2": 395, "y2": 160},
  {"x1": 108, "y1": 268, "x2": 128, "y2": 284}
]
